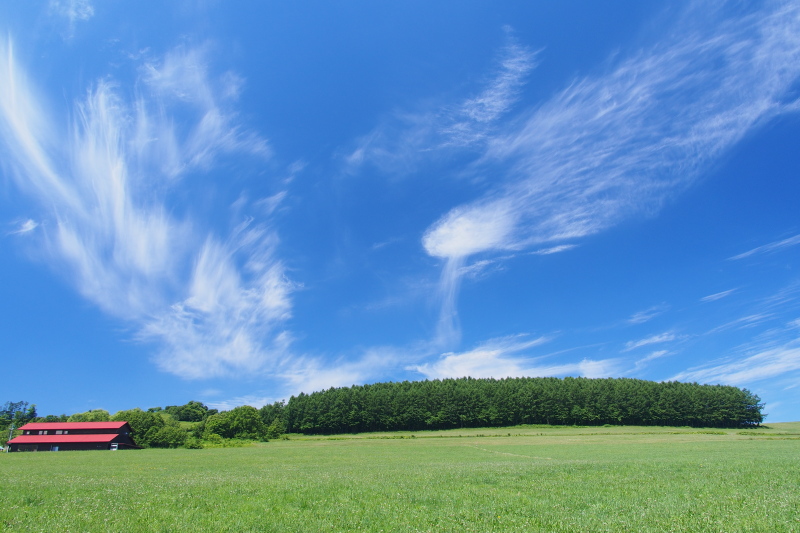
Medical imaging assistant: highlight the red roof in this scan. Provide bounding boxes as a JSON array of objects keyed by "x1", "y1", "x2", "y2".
[
  {"x1": 9, "y1": 434, "x2": 118, "y2": 444},
  {"x1": 18, "y1": 421, "x2": 128, "y2": 431}
]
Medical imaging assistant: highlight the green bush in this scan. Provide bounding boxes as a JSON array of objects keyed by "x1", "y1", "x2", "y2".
[{"x1": 183, "y1": 437, "x2": 204, "y2": 449}]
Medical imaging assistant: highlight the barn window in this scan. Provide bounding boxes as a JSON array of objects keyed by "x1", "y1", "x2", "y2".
[{"x1": 56, "y1": 430, "x2": 63, "y2": 434}]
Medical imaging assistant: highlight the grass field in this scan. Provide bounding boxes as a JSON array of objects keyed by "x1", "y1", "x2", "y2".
[{"x1": 2, "y1": 423, "x2": 799, "y2": 532}]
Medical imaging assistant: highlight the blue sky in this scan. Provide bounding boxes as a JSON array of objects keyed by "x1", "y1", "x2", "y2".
[{"x1": 2, "y1": 1, "x2": 799, "y2": 422}]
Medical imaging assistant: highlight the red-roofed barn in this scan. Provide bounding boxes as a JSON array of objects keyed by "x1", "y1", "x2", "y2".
[{"x1": 8, "y1": 422, "x2": 138, "y2": 452}]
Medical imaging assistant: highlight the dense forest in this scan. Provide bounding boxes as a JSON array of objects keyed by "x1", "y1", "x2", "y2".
[
  {"x1": 2, "y1": 377, "x2": 764, "y2": 449},
  {"x1": 276, "y1": 377, "x2": 764, "y2": 433}
]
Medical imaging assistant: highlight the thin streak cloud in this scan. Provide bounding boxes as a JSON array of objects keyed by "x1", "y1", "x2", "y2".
[
  {"x1": 634, "y1": 350, "x2": 669, "y2": 371},
  {"x1": 701, "y1": 289, "x2": 737, "y2": 302},
  {"x1": 670, "y1": 340, "x2": 800, "y2": 386},
  {"x1": 729, "y1": 233, "x2": 800, "y2": 260},
  {"x1": 627, "y1": 305, "x2": 669, "y2": 325},
  {"x1": 531, "y1": 244, "x2": 577, "y2": 256},
  {"x1": 624, "y1": 332, "x2": 676, "y2": 352}
]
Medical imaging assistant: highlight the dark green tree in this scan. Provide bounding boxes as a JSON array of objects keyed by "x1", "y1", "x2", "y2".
[
  {"x1": 68, "y1": 409, "x2": 111, "y2": 422},
  {"x1": 148, "y1": 426, "x2": 188, "y2": 448},
  {"x1": 203, "y1": 406, "x2": 268, "y2": 440},
  {"x1": 163, "y1": 400, "x2": 212, "y2": 422},
  {"x1": 1, "y1": 401, "x2": 37, "y2": 426},
  {"x1": 111, "y1": 408, "x2": 166, "y2": 447}
]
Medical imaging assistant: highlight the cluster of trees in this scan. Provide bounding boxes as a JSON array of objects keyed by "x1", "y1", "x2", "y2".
[
  {"x1": 148, "y1": 401, "x2": 218, "y2": 422},
  {"x1": 1, "y1": 401, "x2": 38, "y2": 443},
  {"x1": 278, "y1": 377, "x2": 764, "y2": 434},
  {"x1": 1, "y1": 401, "x2": 276, "y2": 449},
  {"x1": 71, "y1": 404, "x2": 276, "y2": 447}
]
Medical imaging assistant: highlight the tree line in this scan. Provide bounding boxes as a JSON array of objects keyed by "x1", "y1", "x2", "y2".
[
  {"x1": 2, "y1": 377, "x2": 765, "y2": 448},
  {"x1": 275, "y1": 377, "x2": 764, "y2": 434}
]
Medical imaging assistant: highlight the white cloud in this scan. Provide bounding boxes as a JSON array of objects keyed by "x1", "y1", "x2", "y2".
[
  {"x1": 0, "y1": 38, "x2": 292, "y2": 379},
  {"x1": 427, "y1": 4, "x2": 800, "y2": 262},
  {"x1": 634, "y1": 350, "x2": 669, "y2": 371},
  {"x1": 423, "y1": 199, "x2": 516, "y2": 259},
  {"x1": 670, "y1": 340, "x2": 800, "y2": 386},
  {"x1": 439, "y1": 34, "x2": 538, "y2": 147},
  {"x1": 419, "y1": 3, "x2": 800, "y2": 346},
  {"x1": 412, "y1": 334, "x2": 619, "y2": 380},
  {"x1": 432, "y1": 257, "x2": 465, "y2": 348},
  {"x1": 50, "y1": 0, "x2": 93, "y2": 22},
  {"x1": 8, "y1": 219, "x2": 39, "y2": 235},
  {"x1": 701, "y1": 289, "x2": 737, "y2": 302},
  {"x1": 49, "y1": 0, "x2": 94, "y2": 38},
  {"x1": 707, "y1": 313, "x2": 772, "y2": 334},
  {"x1": 531, "y1": 244, "x2": 577, "y2": 256},
  {"x1": 137, "y1": 45, "x2": 272, "y2": 177},
  {"x1": 729, "y1": 234, "x2": 800, "y2": 260},
  {"x1": 344, "y1": 37, "x2": 536, "y2": 175},
  {"x1": 280, "y1": 346, "x2": 405, "y2": 395},
  {"x1": 673, "y1": 286, "x2": 800, "y2": 388},
  {"x1": 254, "y1": 191, "x2": 287, "y2": 216},
  {"x1": 627, "y1": 305, "x2": 669, "y2": 325},
  {"x1": 624, "y1": 332, "x2": 676, "y2": 352},
  {"x1": 141, "y1": 227, "x2": 295, "y2": 378}
]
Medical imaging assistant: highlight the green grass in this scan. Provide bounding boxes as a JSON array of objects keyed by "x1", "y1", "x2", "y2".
[{"x1": 2, "y1": 423, "x2": 799, "y2": 532}]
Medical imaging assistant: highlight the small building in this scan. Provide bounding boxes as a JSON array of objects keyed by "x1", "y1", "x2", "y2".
[{"x1": 7, "y1": 421, "x2": 138, "y2": 452}]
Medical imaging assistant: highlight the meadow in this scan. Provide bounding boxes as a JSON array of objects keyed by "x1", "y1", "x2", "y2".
[{"x1": 2, "y1": 423, "x2": 799, "y2": 532}]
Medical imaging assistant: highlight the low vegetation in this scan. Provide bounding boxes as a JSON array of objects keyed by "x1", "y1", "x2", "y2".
[{"x1": 2, "y1": 424, "x2": 798, "y2": 531}]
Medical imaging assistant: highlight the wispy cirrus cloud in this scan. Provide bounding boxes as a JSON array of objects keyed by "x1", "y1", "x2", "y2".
[
  {"x1": 280, "y1": 345, "x2": 409, "y2": 395},
  {"x1": 136, "y1": 45, "x2": 271, "y2": 178},
  {"x1": 419, "y1": 2, "x2": 800, "y2": 345},
  {"x1": 50, "y1": 0, "x2": 93, "y2": 22},
  {"x1": 413, "y1": 334, "x2": 619, "y2": 380},
  {"x1": 424, "y1": 3, "x2": 800, "y2": 261},
  {"x1": 701, "y1": 289, "x2": 737, "y2": 302},
  {"x1": 673, "y1": 282, "x2": 800, "y2": 392},
  {"x1": 49, "y1": 0, "x2": 94, "y2": 38},
  {"x1": 7, "y1": 218, "x2": 39, "y2": 235},
  {"x1": 627, "y1": 305, "x2": 669, "y2": 325},
  {"x1": 633, "y1": 350, "x2": 670, "y2": 372},
  {"x1": 531, "y1": 244, "x2": 577, "y2": 256},
  {"x1": 708, "y1": 314, "x2": 773, "y2": 334},
  {"x1": 729, "y1": 233, "x2": 800, "y2": 260},
  {"x1": 624, "y1": 332, "x2": 677, "y2": 352},
  {"x1": 344, "y1": 35, "x2": 537, "y2": 175},
  {"x1": 0, "y1": 37, "x2": 293, "y2": 378},
  {"x1": 439, "y1": 31, "x2": 539, "y2": 148},
  {"x1": 670, "y1": 339, "x2": 800, "y2": 386}
]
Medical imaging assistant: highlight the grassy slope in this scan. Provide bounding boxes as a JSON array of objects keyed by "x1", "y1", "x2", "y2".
[{"x1": 1, "y1": 423, "x2": 798, "y2": 532}]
